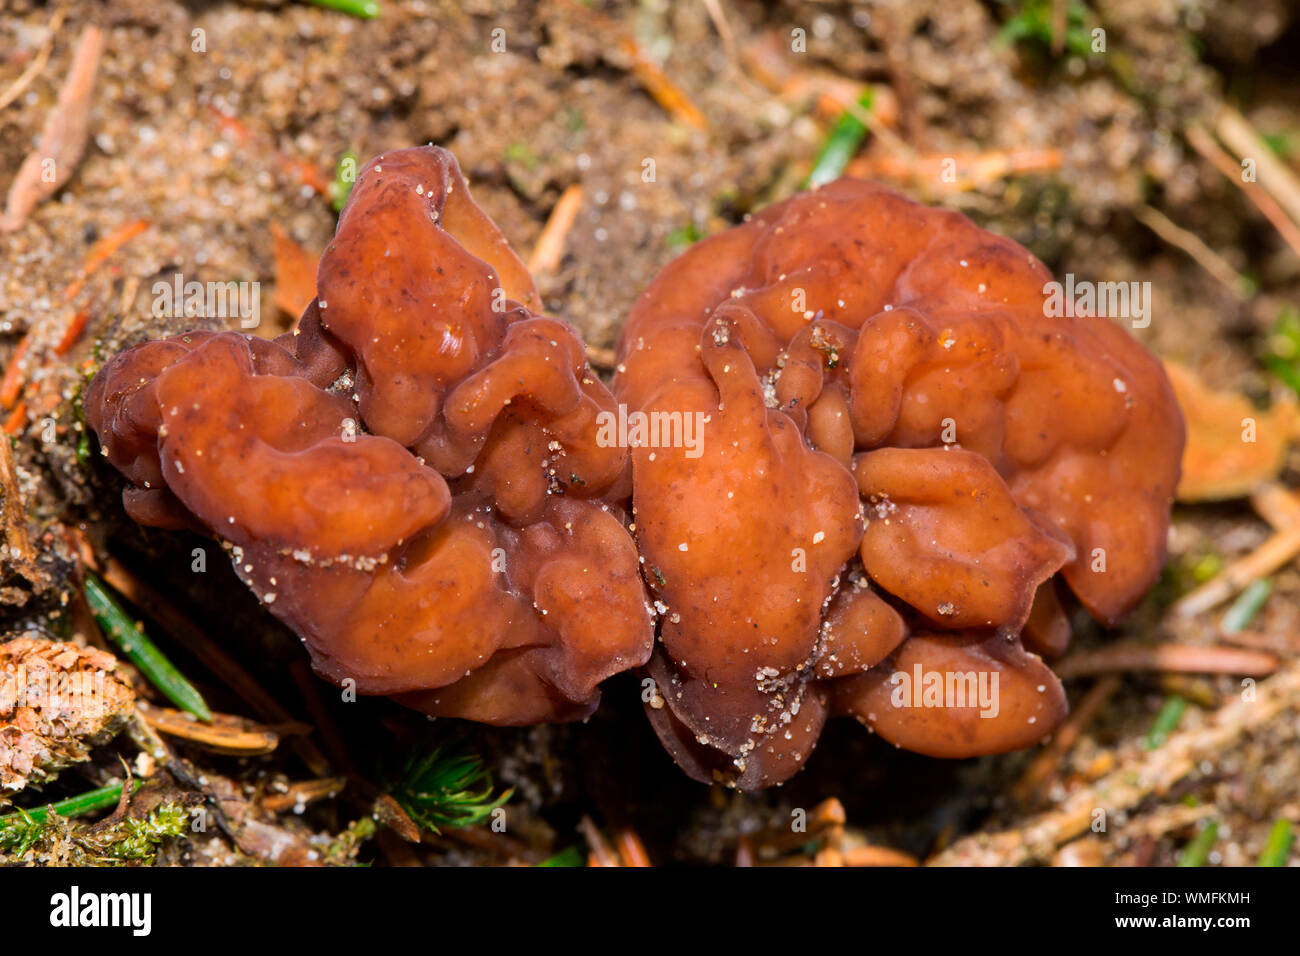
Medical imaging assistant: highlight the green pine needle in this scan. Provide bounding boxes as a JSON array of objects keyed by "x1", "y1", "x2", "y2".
[
  {"x1": 536, "y1": 846, "x2": 584, "y2": 867},
  {"x1": 805, "y1": 89, "x2": 875, "y2": 189},
  {"x1": 1144, "y1": 695, "x2": 1186, "y2": 750},
  {"x1": 306, "y1": 0, "x2": 381, "y2": 19},
  {"x1": 1257, "y1": 819, "x2": 1293, "y2": 867},
  {"x1": 1220, "y1": 578, "x2": 1272, "y2": 634},
  {"x1": 390, "y1": 744, "x2": 512, "y2": 834},
  {"x1": 1177, "y1": 819, "x2": 1219, "y2": 867},
  {"x1": 0, "y1": 781, "x2": 141, "y2": 855},
  {"x1": 83, "y1": 572, "x2": 212, "y2": 722}
]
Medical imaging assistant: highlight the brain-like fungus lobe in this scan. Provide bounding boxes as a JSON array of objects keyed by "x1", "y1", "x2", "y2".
[
  {"x1": 85, "y1": 150, "x2": 1182, "y2": 790},
  {"x1": 85, "y1": 146, "x2": 653, "y2": 724},
  {"x1": 616, "y1": 178, "x2": 1183, "y2": 787}
]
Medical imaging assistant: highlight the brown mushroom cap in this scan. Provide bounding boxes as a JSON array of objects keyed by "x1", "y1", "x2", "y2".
[
  {"x1": 616, "y1": 178, "x2": 1182, "y2": 787},
  {"x1": 830, "y1": 631, "x2": 1068, "y2": 758},
  {"x1": 84, "y1": 146, "x2": 652, "y2": 724}
]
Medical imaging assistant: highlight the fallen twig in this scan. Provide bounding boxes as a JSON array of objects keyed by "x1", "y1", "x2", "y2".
[
  {"x1": 1134, "y1": 203, "x2": 1251, "y2": 299},
  {"x1": 614, "y1": 828, "x2": 652, "y2": 867},
  {"x1": 1219, "y1": 627, "x2": 1299, "y2": 655},
  {"x1": 288, "y1": 658, "x2": 355, "y2": 774},
  {"x1": 929, "y1": 661, "x2": 1300, "y2": 866},
  {"x1": 63, "y1": 218, "x2": 151, "y2": 303},
  {"x1": 847, "y1": 147, "x2": 1063, "y2": 191},
  {"x1": 0, "y1": 337, "x2": 31, "y2": 409},
  {"x1": 526, "y1": 185, "x2": 582, "y2": 276},
  {"x1": 1187, "y1": 124, "x2": 1300, "y2": 262},
  {"x1": 700, "y1": 0, "x2": 739, "y2": 69},
  {"x1": 1213, "y1": 106, "x2": 1300, "y2": 233},
  {"x1": 0, "y1": 6, "x2": 68, "y2": 111},
  {"x1": 579, "y1": 815, "x2": 621, "y2": 867},
  {"x1": 261, "y1": 777, "x2": 348, "y2": 814},
  {"x1": 616, "y1": 36, "x2": 707, "y2": 130},
  {"x1": 3, "y1": 402, "x2": 27, "y2": 436},
  {"x1": 1054, "y1": 642, "x2": 1278, "y2": 679},
  {"x1": 1, "y1": 24, "x2": 104, "y2": 232},
  {"x1": 1173, "y1": 520, "x2": 1300, "y2": 617},
  {"x1": 1251, "y1": 482, "x2": 1300, "y2": 530},
  {"x1": 0, "y1": 438, "x2": 49, "y2": 590}
]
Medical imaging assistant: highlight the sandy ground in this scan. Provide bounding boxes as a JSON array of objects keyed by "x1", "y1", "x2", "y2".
[{"x1": 2, "y1": 0, "x2": 1300, "y2": 866}]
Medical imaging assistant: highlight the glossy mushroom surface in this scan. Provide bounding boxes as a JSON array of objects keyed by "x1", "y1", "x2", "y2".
[
  {"x1": 85, "y1": 155, "x2": 1183, "y2": 788},
  {"x1": 86, "y1": 146, "x2": 653, "y2": 724},
  {"x1": 616, "y1": 178, "x2": 1183, "y2": 787}
]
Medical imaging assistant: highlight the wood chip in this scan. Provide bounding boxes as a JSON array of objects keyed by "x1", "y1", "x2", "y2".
[{"x1": 1, "y1": 24, "x2": 104, "y2": 232}]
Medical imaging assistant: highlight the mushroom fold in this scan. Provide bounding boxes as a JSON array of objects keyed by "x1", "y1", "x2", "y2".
[
  {"x1": 85, "y1": 155, "x2": 1182, "y2": 788},
  {"x1": 85, "y1": 146, "x2": 653, "y2": 724},
  {"x1": 616, "y1": 178, "x2": 1182, "y2": 787}
]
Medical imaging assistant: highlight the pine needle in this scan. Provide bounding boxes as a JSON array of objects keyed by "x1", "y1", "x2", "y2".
[
  {"x1": 0, "y1": 781, "x2": 140, "y2": 854},
  {"x1": 83, "y1": 572, "x2": 212, "y2": 722},
  {"x1": 389, "y1": 744, "x2": 511, "y2": 834},
  {"x1": 306, "y1": 0, "x2": 380, "y2": 19},
  {"x1": 1220, "y1": 578, "x2": 1273, "y2": 634},
  {"x1": 1145, "y1": 695, "x2": 1187, "y2": 750},
  {"x1": 1257, "y1": 819, "x2": 1293, "y2": 867},
  {"x1": 536, "y1": 846, "x2": 584, "y2": 867},
  {"x1": 806, "y1": 89, "x2": 876, "y2": 189},
  {"x1": 1177, "y1": 819, "x2": 1219, "y2": 867}
]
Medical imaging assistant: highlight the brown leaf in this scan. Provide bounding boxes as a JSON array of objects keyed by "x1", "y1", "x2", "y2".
[
  {"x1": 270, "y1": 222, "x2": 318, "y2": 320},
  {"x1": 1166, "y1": 360, "x2": 1296, "y2": 501}
]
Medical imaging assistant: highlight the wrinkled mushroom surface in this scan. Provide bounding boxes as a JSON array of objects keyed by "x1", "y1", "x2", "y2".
[
  {"x1": 85, "y1": 154, "x2": 1182, "y2": 789},
  {"x1": 616, "y1": 179, "x2": 1182, "y2": 787},
  {"x1": 86, "y1": 146, "x2": 653, "y2": 724}
]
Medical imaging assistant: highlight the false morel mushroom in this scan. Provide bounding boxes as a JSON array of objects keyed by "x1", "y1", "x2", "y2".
[
  {"x1": 616, "y1": 178, "x2": 1183, "y2": 787},
  {"x1": 85, "y1": 146, "x2": 653, "y2": 724},
  {"x1": 85, "y1": 152, "x2": 1182, "y2": 789}
]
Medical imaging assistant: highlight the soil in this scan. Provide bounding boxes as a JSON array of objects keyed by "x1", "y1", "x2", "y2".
[{"x1": 2, "y1": 0, "x2": 1299, "y2": 866}]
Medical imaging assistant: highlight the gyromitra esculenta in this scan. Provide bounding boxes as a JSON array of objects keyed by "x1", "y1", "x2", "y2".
[
  {"x1": 85, "y1": 149, "x2": 1182, "y2": 789},
  {"x1": 85, "y1": 147, "x2": 653, "y2": 724},
  {"x1": 617, "y1": 179, "x2": 1183, "y2": 787}
]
